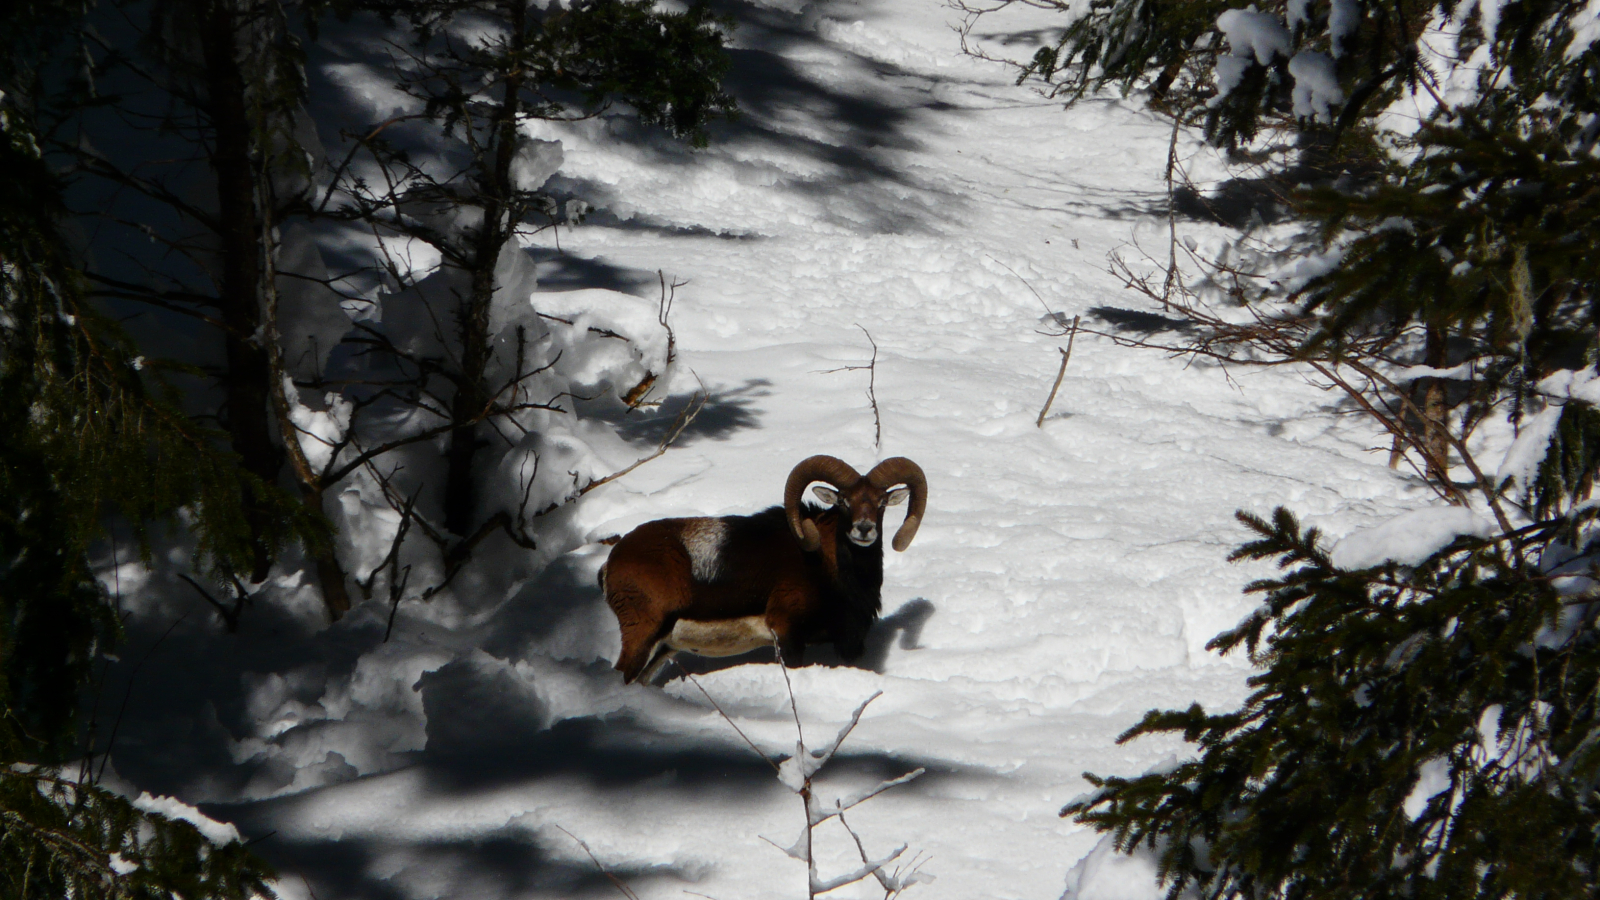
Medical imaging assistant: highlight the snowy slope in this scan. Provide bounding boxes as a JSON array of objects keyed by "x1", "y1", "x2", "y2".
[{"x1": 100, "y1": 1, "x2": 1438, "y2": 898}]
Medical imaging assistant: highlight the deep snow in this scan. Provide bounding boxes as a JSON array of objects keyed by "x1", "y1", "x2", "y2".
[{"x1": 97, "y1": 1, "x2": 1445, "y2": 898}]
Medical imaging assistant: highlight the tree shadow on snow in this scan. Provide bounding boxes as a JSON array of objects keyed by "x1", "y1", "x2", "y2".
[
  {"x1": 405, "y1": 673, "x2": 972, "y2": 800},
  {"x1": 217, "y1": 713, "x2": 969, "y2": 899},
  {"x1": 525, "y1": 245, "x2": 662, "y2": 296},
  {"x1": 108, "y1": 546, "x2": 971, "y2": 899},
  {"x1": 1086, "y1": 305, "x2": 1198, "y2": 337},
  {"x1": 551, "y1": 0, "x2": 973, "y2": 237},
  {"x1": 235, "y1": 823, "x2": 690, "y2": 900},
  {"x1": 576, "y1": 378, "x2": 769, "y2": 448},
  {"x1": 97, "y1": 586, "x2": 395, "y2": 801}
]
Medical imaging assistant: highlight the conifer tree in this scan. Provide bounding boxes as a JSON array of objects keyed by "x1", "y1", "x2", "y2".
[
  {"x1": 1, "y1": 14, "x2": 288, "y2": 893},
  {"x1": 333, "y1": 0, "x2": 732, "y2": 541},
  {"x1": 958, "y1": 0, "x2": 1600, "y2": 895},
  {"x1": 1064, "y1": 492, "x2": 1600, "y2": 898},
  {"x1": 39, "y1": 0, "x2": 356, "y2": 614}
]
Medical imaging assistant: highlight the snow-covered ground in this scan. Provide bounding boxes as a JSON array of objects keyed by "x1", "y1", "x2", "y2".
[{"x1": 101, "y1": 1, "x2": 1438, "y2": 898}]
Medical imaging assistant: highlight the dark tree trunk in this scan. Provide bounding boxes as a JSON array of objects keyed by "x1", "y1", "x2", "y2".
[
  {"x1": 1420, "y1": 323, "x2": 1451, "y2": 487},
  {"x1": 201, "y1": 0, "x2": 283, "y2": 580},
  {"x1": 305, "y1": 486, "x2": 352, "y2": 619},
  {"x1": 442, "y1": 0, "x2": 527, "y2": 538}
]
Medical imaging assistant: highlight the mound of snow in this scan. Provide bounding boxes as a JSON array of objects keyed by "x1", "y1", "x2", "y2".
[
  {"x1": 1061, "y1": 833, "x2": 1188, "y2": 900},
  {"x1": 1331, "y1": 506, "x2": 1495, "y2": 569}
]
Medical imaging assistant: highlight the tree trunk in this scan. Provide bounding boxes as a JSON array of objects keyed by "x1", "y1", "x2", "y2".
[
  {"x1": 304, "y1": 487, "x2": 352, "y2": 619},
  {"x1": 201, "y1": 0, "x2": 283, "y2": 580},
  {"x1": 201, "y1": 0, "x2": 351, "y2": 618},
  {"x1": 1420, "y1": 323, "x2": 1451, "y2": 487},
  {"x1": 442, "y1": 0, "x2": 528, "y2": 538}
]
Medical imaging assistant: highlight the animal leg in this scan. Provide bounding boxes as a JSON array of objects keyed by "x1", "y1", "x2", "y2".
[
  {"x1": 615, "y1": 617, "x2": 669, "y2": 684},
  {"x1": 639, "y1": 643, "x2": 679, "y2": 685},
  {"x1": 762, "y1": 603, "x2": 808, "y2": 668}
]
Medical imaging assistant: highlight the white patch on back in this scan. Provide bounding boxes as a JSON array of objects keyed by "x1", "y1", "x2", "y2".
[{"x1": 681, "y1": 518, "x2": 727, "y2": 583}]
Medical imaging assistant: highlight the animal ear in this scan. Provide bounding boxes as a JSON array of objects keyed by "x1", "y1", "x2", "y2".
[
  {"x1": 812, "y1": 485, "x2": 840, "y2": 506},
  {"x1": 884, "y1": 487, "x2": 910, "y2": 507}
]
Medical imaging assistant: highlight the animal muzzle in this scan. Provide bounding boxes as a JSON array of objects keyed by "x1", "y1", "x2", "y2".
[{"x1": 847, "y1": 520, "x2": 879, "y2": 546}]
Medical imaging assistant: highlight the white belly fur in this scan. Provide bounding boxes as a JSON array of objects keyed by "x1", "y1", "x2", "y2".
[
  {"x1": 662, "y1": 615, "x2": 776, "y2": 657},
  {"x1": 638, "y1": 615, "x2": 777, "y2": 684}
]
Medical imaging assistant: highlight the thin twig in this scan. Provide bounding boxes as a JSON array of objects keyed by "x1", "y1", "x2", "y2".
[
  {"x1": 861, "y1": 328, "x2": 881, "y2": 450},
  {"x1": 554, "y1": 825, "x2": 641, "y2": 900},
  {"x1": 1036, "y1": 316, "x2": 1080, "y2": 427},
  {"x1": 820, "y1": 329, "x2": 882, "y2": 449},
  {"x1": 985, "y1": 254, "x2": 1054, "y2": 317},
  {"x1": 1162, "y1": 113, "x2": 1184, "y2": 305},
  {"x1": 682, "y1": 671, "x2": 783, "y2": 776},
  {"x1": 575, "y1": 386, "x2": 707, "y2": 496},
  {"x1": 177, "y1": 573, "x2": 244, "y2": 632},
  {"x1": 773, "y1": 643, "x2": 808, "y2": 761}
]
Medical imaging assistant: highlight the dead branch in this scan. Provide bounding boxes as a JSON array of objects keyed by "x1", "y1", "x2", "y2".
[
  {"x1": 553, "y1": 825, "x2": 642, "y2": 900},
  {"x1": 1091, "y1": 236, "x2": 1516, "y2": 525},
  {"x1": 822, "y1": 328, "x2": 883, "y2": 450},
  {"x1": 1036, "y1": 315, "x2": 1080, "y2": 427},
  {"x1": 691, "y1": 655, "x2": 927, "y2": 899},
  {"x1": 986, "y1": 254, "x2": 1055, "y2": 318},
  {"x1": 658, "y1": 271, "x2": 683, "y2": 370},
  {"x1": 569, "y1": 384, "x2": 707, "y2": 499},
  {"x1": 177, "y1": 573, "x2": 249, "y2": 633}
]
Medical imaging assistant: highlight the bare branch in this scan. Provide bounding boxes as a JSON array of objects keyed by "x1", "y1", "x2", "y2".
[
  {"x1": 1036, "y1": 315, "x2": 1080, "y2": 427},
  {"x1": 553, "y1": 825, "x2": 642, "y2": 900},
  {"x1": 177, "y1": 574, "x2": 247, "y2": 632},
  {"x1": 821, "y1": 329, "x2": 882, "y2": 449}
]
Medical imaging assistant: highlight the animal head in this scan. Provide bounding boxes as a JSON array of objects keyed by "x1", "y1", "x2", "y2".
[{"x1": 782, "y1": 455, "x2": 927, "y2": 553}]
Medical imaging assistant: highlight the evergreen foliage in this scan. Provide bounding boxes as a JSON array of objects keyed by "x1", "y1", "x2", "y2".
[
  {"x1": 77, "y1": 0, "x2": 327, "y2": 585},
  {"x1": 1, "y1": 770, "x2": 274, "y2": 900},
  {"x1": 1064, "y1": 501, "x2": 1600, "y2": 898},
  {"x1": 366, "y1": 0, "x2": 734, "y2": 146},
  {"x1": 998, "y1": 0, "x2": 1600, "y2": 406},
  {"x1": 1, "y1": 75, "x2": 316, "y2": 754},
  {"x1": 953, "y1": 0, "x2": 1600, "y2": 895},
  {"x1": 3, "y1": 0, "x2": 730, "y2": 890},
  {"x1": 2, "y1": 26, "x2": 285, "y2": 897}
]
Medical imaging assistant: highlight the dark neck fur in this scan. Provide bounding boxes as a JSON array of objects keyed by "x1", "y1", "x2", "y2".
[
  {"x1": 813, "y1": 507, "x2": 883, "y2": 660},
  {"x1": 754, "y1": 504, "x2": 885, "y2": 660}
]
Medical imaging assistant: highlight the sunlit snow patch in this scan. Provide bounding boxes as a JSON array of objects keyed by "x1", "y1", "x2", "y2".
[
  {"x1": 1402, "y1": 756, "x2": 1452, "y2": 819},
  {"x1": 1062, "y1": 832, "x2": 1193, "y2": 900},
  {"x1": 132, "y1": 792, "x2": 242, "y2": 845}
]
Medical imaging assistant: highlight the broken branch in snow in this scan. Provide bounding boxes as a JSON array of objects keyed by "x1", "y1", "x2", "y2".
[
  {"x1": 985, "y1": 253, "x2": 1054, "y2": 318},
  {"x1": 369, "y1": 487, "x2": 419, "y2": 643},
  {"x1": 814, "y1": 768, "x2": 926, "y2": 828},
  {"x1": 1036, "y1": 315, "x2": 1080, "y2": 427},
  {"x1": 569, "y1": 381, "x2": 707, "y2": 499},
  {"x1": 810, "y1": 844, "x2": 908, "y2": 895},
  {"x1": 1081, "y1": 238, "x2": 1516, "y2": 527},
  {"x1": 683, "y1": 670, "x2": 782, "y2": 777},
  {"x1": 839, "y1": 810, "x2": 934, "y2": 897}
]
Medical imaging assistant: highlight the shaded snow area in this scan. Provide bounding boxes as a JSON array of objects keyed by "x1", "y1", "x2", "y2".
[{"x1": 98, "y1": 1, "x2": 1440, "y2": 898}]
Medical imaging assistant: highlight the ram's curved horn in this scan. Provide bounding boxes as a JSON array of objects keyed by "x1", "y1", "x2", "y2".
[
  {"x1": 866, "y1": 457, "x2": 927, "y2": 552},
  {"x1": 784, "y1": 455, "x2": 862, "y2": 551}
]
